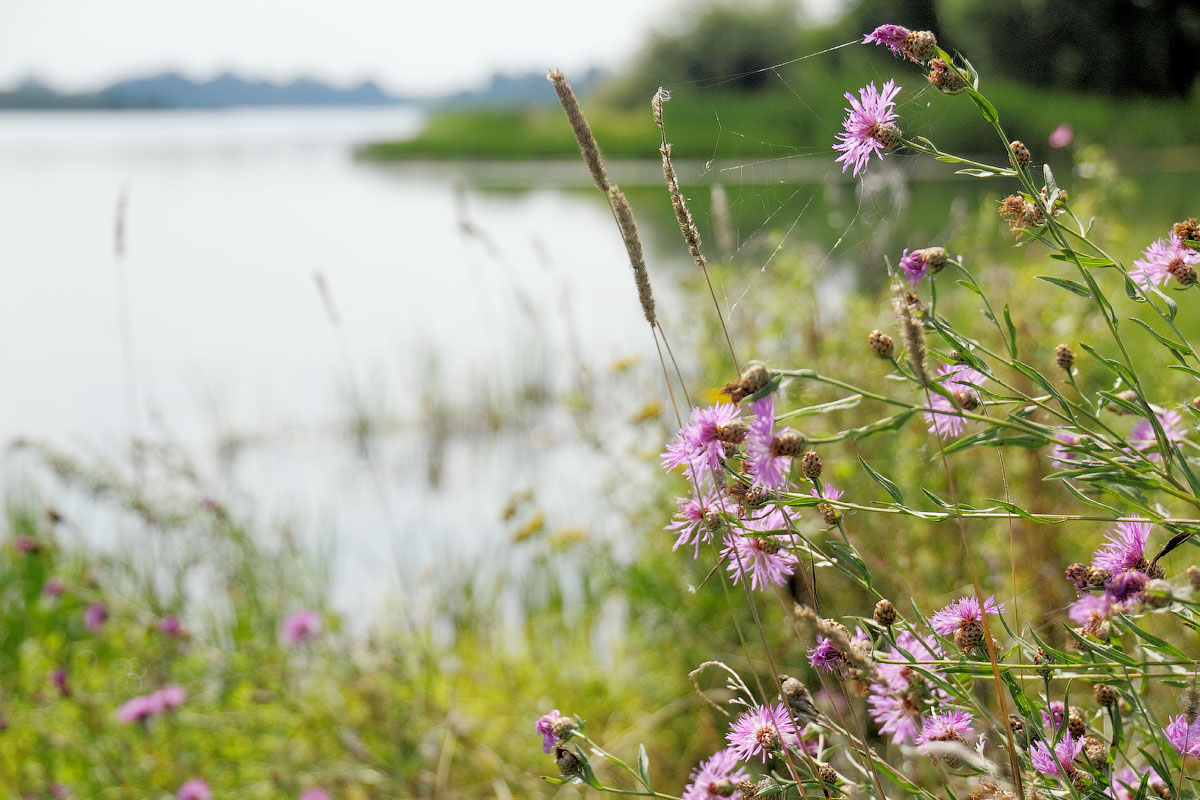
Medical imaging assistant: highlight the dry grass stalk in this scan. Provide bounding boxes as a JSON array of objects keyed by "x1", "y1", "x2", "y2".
[
  {"x1": 547, "y1": 70, "x2": 609, "y2": 194},
  {"x1": 891, "y1": 284, "x2": 929, "y2": 386},
  {"x1": 609, "y1": 187, "x2": 657, "y2": 327}
]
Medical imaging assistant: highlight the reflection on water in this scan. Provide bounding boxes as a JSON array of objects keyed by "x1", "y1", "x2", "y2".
[{"x1": 0, "y1": 109, "x2": 672, "y2": 616}]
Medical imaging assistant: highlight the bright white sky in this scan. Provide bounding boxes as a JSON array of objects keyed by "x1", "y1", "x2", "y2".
[{"x1": 0, "y1": 0, "x2": 838, "y2": 96}]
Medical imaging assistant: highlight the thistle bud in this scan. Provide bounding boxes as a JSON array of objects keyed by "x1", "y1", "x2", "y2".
[
  {"x1": 903, "y1": 30, "x2": 937, "y2": 62},
  {"x1": 1147, "y1": 562, "x2": 1166, "y2": 579},
  {"x1": 921, "y1": 246, "x2": 949, "y2": 275},
  {"x1": 715, "y1": 421, "x2": 747, "y2": 444},
  {"x1": 1085, "y1": 566, "x2": 1112, "y2": 588},
  {"x1": 1144, "y1": 578, "x2": 1172, "y2": 607},
  {"x1": 954, "y1": 619, "x2": 984, "y2": 653},
  {"x1": 1188, "y1": 565, "x2": 1200, "y2": 588},
  {"x1": 1007, "y1": 714, "x2": 1028, "y2": 746},
  {"x1": 818, "y1": 764, "x2": 838, "y2": 785},
  {"x1": 723, "y1": 364, "x2": 771, "y2": 403},
  {"x1": 927, "y1": 58, "x2": 965, "y2": 94},
  {"x1": 818, "y1": 502, "x2": 840, "y2": 526},
  {"x1": 1065, "y1": 563, "x2": 1087, "y2": 586},
  {"x1": 1083, "y1": 736, "x2": 1108, "y2": 769},
  {"x1": 773, "y1": 430, "x2": 805, "y2": 457},
  {"x1": 1067, "y1": 711, "x2": 1085, "y2": 739},
  {"x1": 753, "y1": 777, "x2": 782, "y2": 797},
  {"x1": 874, "y1": 599, "x2": 898, "y2": 628},
  {"x1": 1174, "y1": 217, "x2": 1200, "y2": 243},
  {"x1": 800, "y1": 450, "x2": 822, "y2": 480},
  {"x1": 953, "y1": 388, "x2": 980, "y2": 411},
  {"x1": 1055, "y1": 344, "x2": 1075, "y2": 371},
  {"x1": 554, "y1": 746, "x2": 582, "y2": 778},
  {"x1": 869, "y1": 329, "x2": 895, "y2": 358},
  {"x1": 1009, "y1": 141, "x2": 1032, "y2": 168},
  {"x1": 708, "y1": 779, "x2": 736, "y2": 797},
  {"x1": 1173, "y1": 263, "x2": 1197, "y2": 287},
  {"x1": 873, "y1": 123, "x2": 902, "y2": 150},
  {"x1": 1033, "y1": 647, "x2": 1054, "y2": 680},
  {"x1": 1093, "y1": 684, "x2": 1117, "y2": 708}
]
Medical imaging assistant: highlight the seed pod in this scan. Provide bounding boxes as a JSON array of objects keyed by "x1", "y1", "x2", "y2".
[
  {"x1": 818, "y1": 502, "x2": 840, "y2": 526},
  {"x1": 869, "y1": 329, "x2": 895, "y2": 358},
  {"x1": 773, "y1": 430, "x2": 805, "y2": 457},
  {"x1": 1055, "y1": 344, "x2": 1075, "y2": 371},
  {"x1": 818, "y1": 764, "x2": 838, "y2": 785},
  {"x1": 1174, "y1": 217, "x2": 1200, "y2": 243},
  {"x1": 1067, "y1": 712, "x2": 1085, "y2": 739},
  {"x1": 874, "y1": 599, "x2": 898, "y2": 627},
  {"x1": 555, "y1": 746, "x2": 582, "y2": 778},
  {"x1": 1094, "y1": 684, "x2": 1117, "y2": 708},
  {"x1": 904, "y1": 30, "x2": 937, "y2": 61},
  {"x1": 1174, "y1": 263, "x2": 1197, "y2": 287}
]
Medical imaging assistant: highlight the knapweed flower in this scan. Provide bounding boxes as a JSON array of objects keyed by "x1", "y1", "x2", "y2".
[
  {"x1": 52, "y1": 667, "x2": 70, "y2": 698},
  {"x1": 1166, "y1": 714, "x2": 1200, "y2": 757},
  {"x1": 1067, "y1": 594, "x2": 1110, "y2": 623},
  {"x1": 868, "y1": 631, "x2": 947, "y2": 744},
  {"x1": 915, "y1": 709, "x2": 974, "y2": 745},
  {"x1": 721, "y1": 529, "x2": 797, "y2": 591},
  {"x1": 116, "y1": 685, "x2": 186, "y2": 723},
  {"x1": 808, "y1": 637, "x2": 843, "y2": 673},
  {"x1": 899, "y1": 247, "x2": 948, "y2": 283},
  {"x1": 1042, "y1": 701, "x2": 1066, "y2": 731},
  {"x1": 1049, "y1": 123, "x2": 1074, "y2": 149},
  {"x1": 84, "y1": 602, "x2": 108, "y2": 632},
  {"x1": 1130, "y1": 409, "x2": 1187, "y2": 455},
  {"x1": 666, "y1": 488, "x2": 727, "y2": 558},
  {"x1": 1131, "y1": 233, "x2": 1200, "y2": 290},
  {"x1": 929, "y1": 595, "x2": 1004, "y2": 637},
  {"x1": 536, "y1": 709, "x2": 576, "y2": 754},
  {"x1": 177, "y1": 779, "x2": 211, "y2": 800},
  {"x1": 924, "y1": 364, "x2": 987, "y2": 438},
  {"x1": 834, "y1": 80, "x2": 901, "y2": 178},
  {"x1": 726, "y1": 703, "x2": 797, "y2": 763},
  {"x1": 683, "y1": 749, "x2": 749, "y2": 800},
  {"x1": 1105, "y1": 569, "x2": 1148, "y2": 605},
  {"x1": 662, "y1": 403, "x2": 744, "y2": 480},
  {"x1": 43, "y1": 577, "x2": 65, "y2": 597},
  {"x1": 281, "y1": 609, "x2": 321, "y2": 645},
  {"x1": 14, "y1": 535, "x2": 41, "y2": 554},
  {"x1": 1092, "y1": 516, "x2": 1151, "y2": 574},
  {"x1": 862, "y1": 24, "x2": 912, "y2": 59},
  {"x1": 745, "y1": 396, "x2": 799, "y2": 490},
  {"x1": 1031, "y1": 733, "x2": 1083, "y2": 777},
  {"x1": 160, "y1": 615, "x2": 186, "y2": 637},
  {"x1": 299, "y1": 789, "x2": 331, "y2": 800},
  {"x1": 1112, "y1": 767, "x2": 1165, "y2": 800}
]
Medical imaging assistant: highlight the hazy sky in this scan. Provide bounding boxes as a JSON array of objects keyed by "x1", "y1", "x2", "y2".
[{"x1": 0, "y1": 0, "x2": 837, "y2": 96}]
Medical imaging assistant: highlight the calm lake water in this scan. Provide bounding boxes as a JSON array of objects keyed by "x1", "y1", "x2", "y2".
[{"x1": 0, "y1": 108, "x2": 679, "y2": 616}]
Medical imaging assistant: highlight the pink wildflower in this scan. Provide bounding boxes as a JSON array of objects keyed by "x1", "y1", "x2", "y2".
[
  {"x1": 160, "y1": 615, "x2": 187, "y2": 637},
  {"x1": 43, "y1": 577, "x2": 65, "y2": 597},
  {"x1": 745, "y1": 396, "x2": 793, "y2": 490},
  {"x1": 177, "y1": 779, "x2": 211, "y2": 800},
  {"x1": 721, "y1": 529, "x2": 797, "y2": 591},
  {"x1": 536, "y1": 709, "x2": 575, "y2": 754},
  {"x1": 868, "y1": 631, "x2": 947, "y2": 744},
  {"x1": 915, "y1": 709, "x2": 974, "y2": 745},
  {"x1": 281, "y1": 610, "x2": 321, "y2": 645},
  {"x1": 726, "y1": 703, "x2": 798, "y2": 763},
  {"x1": 299, "y1": 790, "x2": 331, "y2": 800},
  {"x1": 661, "y1": 403, "x2": 743, "y2": 480},
  {"x1": 1048, "y1": 123, "x2": 1074, "y2": 149},
  {"x1": 682, "y1": 749, "x2": 749, "y2": 800},
  {"x1": 833, "y1": 80, "x2": 901, "y2": 178},
  {"x1": 84, "y1": 603, "x2": 108, "y2": 632},
  {"x1": 1131, "y1": 234, "x2": 1200, "y2": 290},
  {"x1": 1166, "y1": 714, "x2": 1200, "y2": 757},
  {"x1": 862, "y1": 25, "x2": 913, "y2": 60},
  {"x1": 929, "y1": 594, "x2": 1004, "y2": 636},
  {"x1": 1130, "y1": 409, "x2": 1187, "y2": 455},
  {"x1": 1092, "y1": 516, "x2": 1151, "y2": 574},
  {"x1": 1042, "y1": 701, "x2": 1066, "y2": 730},
  {"x1": 1049, "y1": 432, "x2": 1083, "y2": 466},
  {"x1": 1030, "y1": 733, "x2": 1083, "y2": 777},
  {"x1": 924, "y1": 364, "x2": 987, "y2": 438},
  {"x1": 666, "y1": 488, "x2": 727, "y2": 559}
]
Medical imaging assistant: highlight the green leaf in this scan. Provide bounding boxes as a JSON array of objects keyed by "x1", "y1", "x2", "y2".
[
  {"x1": 576, "y1": 747, "x2": 602, "y2": 789},
  {"x1": 1060, "y1": 481, "x2": 1121, "y2": 514},
  {"x1": 1036, "y1": 275, "x2": 1092, "y2": 298},
  {"x1": 955, "y1": 168, "x2": 1000, "y2": 177},
  {"x1": 1115, "y1": 615, "x2": 1190, "y2": 661},
  {"x1": 826, "y1": 539, "x2": 872, "y2": 587},
  {"x1": 921, "y1": 488, "x2": 954, "y2": 509},
  {"x1": 1043, "y1": 164, "x2": 1059, "y2": 205},
  {"x1": 637, "y1": 744, "x2": 651, "y2": 790},
  {"x1": 1003, "y1": 304, "x2": 1018, "y2": 356},
  {"x1": 1049, "y1": 252, "x2": 1116, "y2": 269},
  {"x1": 1128, "y1": 317, "x2": 1188, "y2": 358},
  {"x1": 1000, "y1": 671, "x2": 1035, "y2": 717},
  {"x1": 965, "y1": 87, "x2": 999, "y2": 124},
  {"x1": 858, "y1": 456, "x2": 904, "y2": 503}
]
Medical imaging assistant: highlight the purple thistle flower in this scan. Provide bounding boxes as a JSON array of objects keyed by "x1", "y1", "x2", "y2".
[
  {"x1": 281, "y1": 609, "x2": 321, "y2": 645},
  {"x1": 899, "y1": 249, "x2": 929, "y2": 283},
  {"x1": 1092, "y1": 516, "x2": 1151, "y2": 575},
  {"x1": 43, "y1": 577, "x2": 65, "y2": 598},
  {"x1": 300, "y1": 790, "x2": 331, "y2": 800},
  {"x1": 721, "y1": 531, "x2": 797, "y2": 591},
  {"x1": 1048, "y1": 123, "x2": 1074, "y2": 149},
  {"x1": 745, "y1": 396, "x2": 792, "y2": 490},
  {"x1": 1112, "y1": 767, "x2": 1164, "y2": 800},
  {"x1": 177, "y1": 779, "x2": 212, "y2": 800},
  {"x1": 52, "y1": 666, "x2": 70, "y2": 698},
  {"x1": 84, "y1": 602, "x2": 108, "y2": 632},
  {"x1": 726, "y1": 703, "x2": 798, "y2": 763},
  {"x1": 14, "y1": 535, "x2": 41, "y2": 554},
  {"x1": 151, "y1": 684, "x2": 187, "y2": 711},
  {"x1": 868, "y1": 631, "x2": 947, "y2": 744},
  {"x1": 924, "y1": 364, "x2": 987, "y2": 438},
  {"x1": 915, "y1": 709, "x2": 974, "y2": 745},
  {"x1": 1105, "y1": 569, "x2": 1148, "y2": 606},
  {"x1": 682, "y1": 749, "x2": 749, "y2": 800},
  {"x1": 1030, "y1": 733, "x2": 1083, "y2": 777},
  {"x1": 160, "y1": 615, "x2": 187, "y2": 637},
  {"x1": 833, "y1": 80, "x2": 901, "y2": 178},
  {"x1": 1041, "y1": 701, "x2": 1066, "y2": 730},
  {"x1": 929, "y1": 594, "x2": 1005, "y2": 636},
  {"x1": 809, "y1": 485, "x2": 844, "y2": 502},
  {"x1": 1130, "y1": 234, "x2": 1200, "y2": 290},
  {"x1": 1067, "y1": 594, "x2": 1110, "y2": 624},
  {"x1": 662, "y1": 403, "x2": 743, "y2": 480},
  {"x1": 536, "y1": 709, "x2": 575, "y2": 754},
  {"x1": 808, "y1": 638, "x2": 843, "y2": 673},
  {"x1": 1166, "y1": 714, "x2": 1200, "y2": 757},
  {"x1": 117, "y1": 694, "x2": 157, "y2": 724},
  {"x1": 862, "y1": 24, "x2": 913, "y2": 60},
  {"x1": 1130, "y1": 409, "x2": 1187, "y2": 456},
  {"x1": 666, "y1": 488, "x2": 727, "y2": 559}
]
